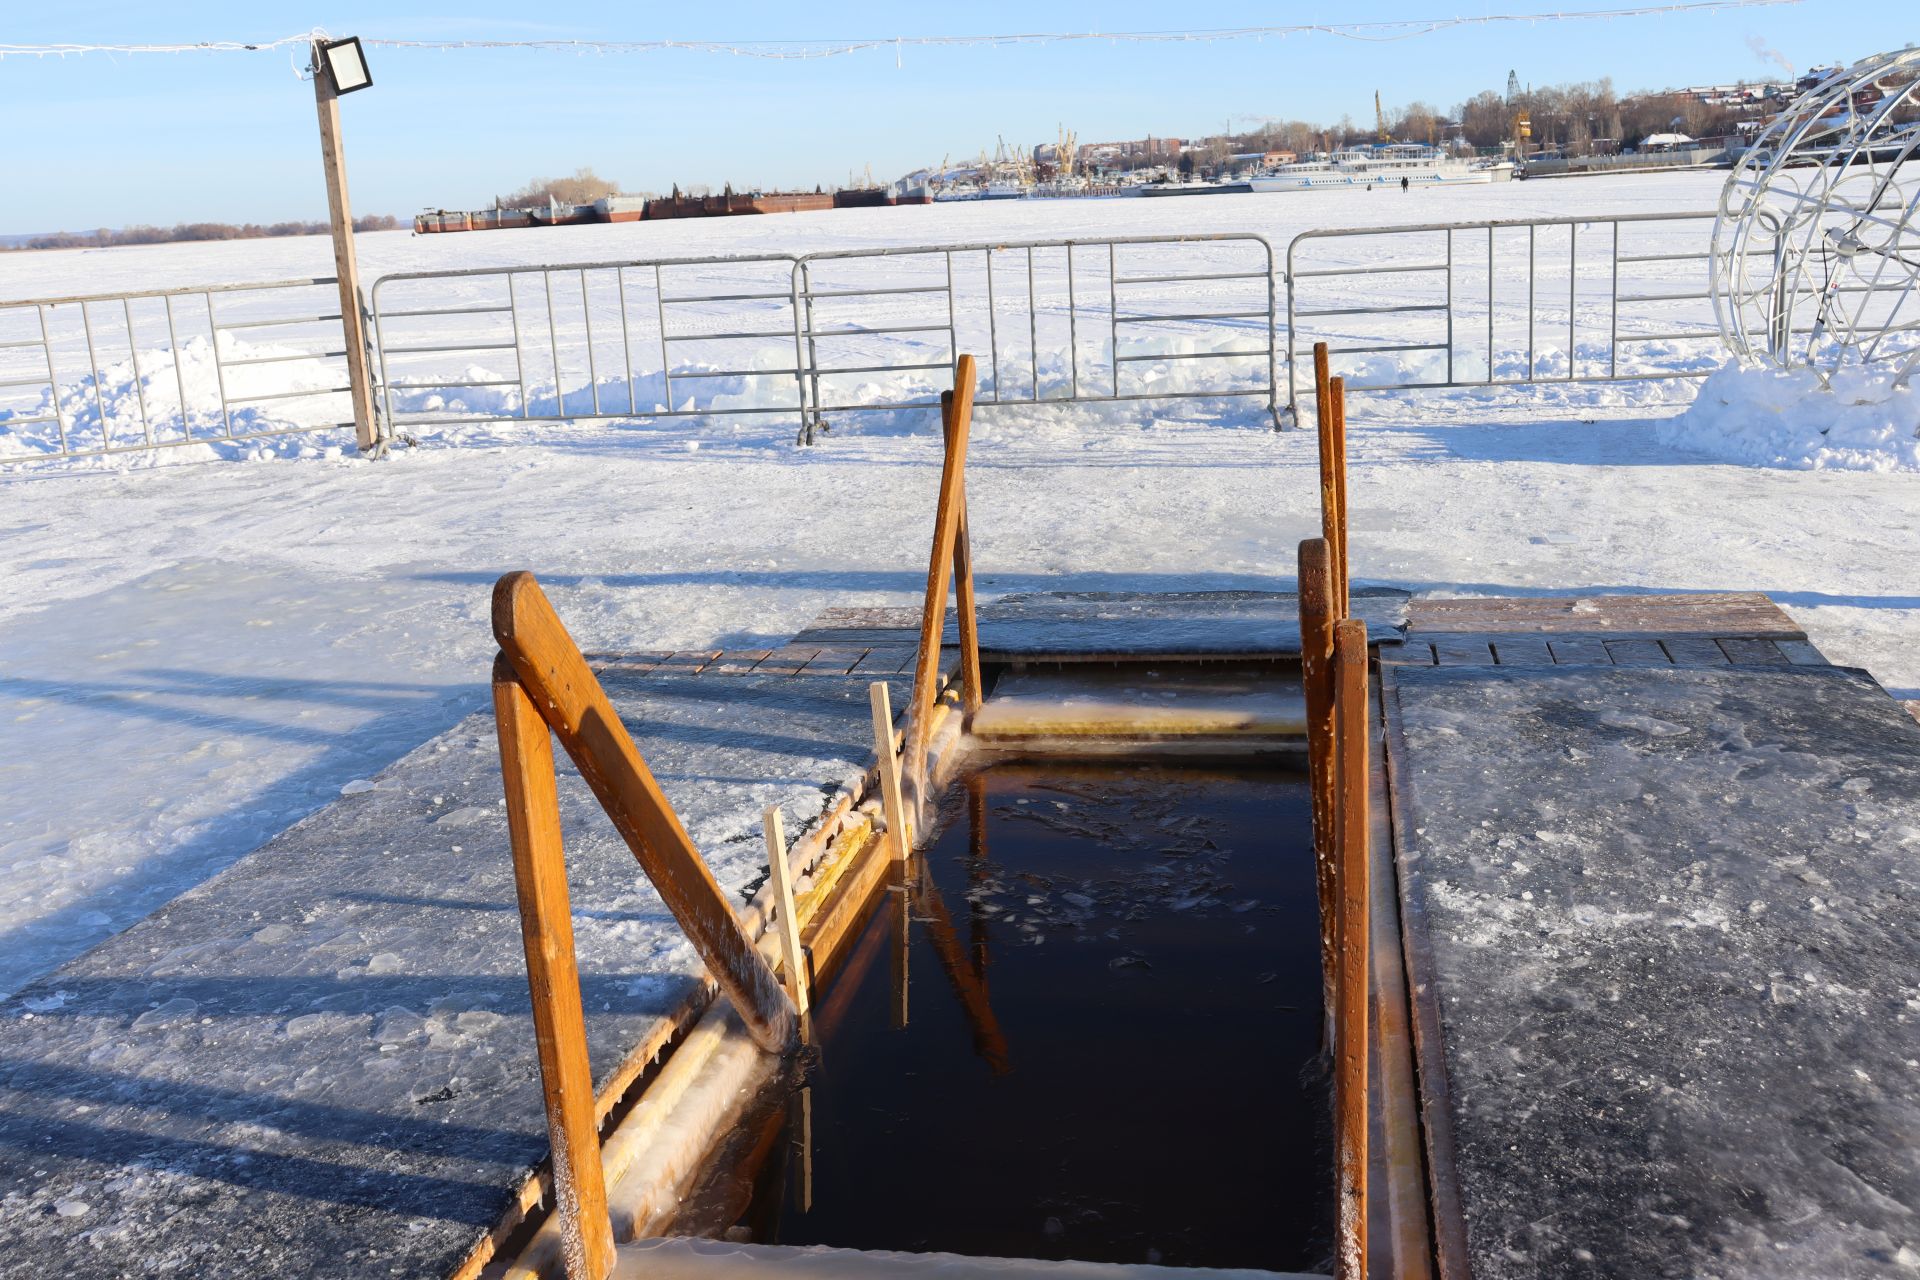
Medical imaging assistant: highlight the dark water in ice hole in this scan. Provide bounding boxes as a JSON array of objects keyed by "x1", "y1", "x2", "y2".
[{"x1": 692, "y1": 763, "x2": 1333, "y2": 1272}]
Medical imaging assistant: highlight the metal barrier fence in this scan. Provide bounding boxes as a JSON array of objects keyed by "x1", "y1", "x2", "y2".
[
  {"x1": 368, "y1": 234, "x2": 1281, "y2": 443},
  {"x1": 0, "y1": 277, "x2": 356, "y2": 462},
  {"x1": 369, "y1": 253, "x2": 809, "y2": 438},
  {"x1": 22, "y1": 210, "x2": 1918, "y2": 460},
  {"x1": 790, "y1": 236, "x2": 1279, "y2": 438},
  {"x1": 1284, "y1": 211, "x2": 1738, "y2": 418}
]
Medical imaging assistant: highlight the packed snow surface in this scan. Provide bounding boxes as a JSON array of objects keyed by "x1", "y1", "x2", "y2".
[{"x1": 2, "y1": 172, "x2": 1917, "y2": 997}]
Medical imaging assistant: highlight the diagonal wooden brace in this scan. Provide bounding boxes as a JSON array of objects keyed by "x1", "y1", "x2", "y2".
[{"x1": 493, "y1": 570, "x2": 796, "y2": 1054}]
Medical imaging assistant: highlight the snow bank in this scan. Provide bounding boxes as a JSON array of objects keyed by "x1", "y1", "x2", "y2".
[
  {"x1": 0, "y1": 332, "x2": 355, "y2": 467},
  {"x1": 1658, "y1": 363, "x2": 1920, "y2": 472}
]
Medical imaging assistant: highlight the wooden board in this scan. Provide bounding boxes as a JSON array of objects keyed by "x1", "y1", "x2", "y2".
[
  {"x1": 970, "y1": 668, "x2": 1308, "y2": 740},
  {"x1": 952, "y1": 590, "x2": 1408, "y2": 661},
  {"x1": 1367, "y1": 676, "x2": 1433, "y2": 1280},
  {"x1": 1406, "y1": 593, "x2": 1804, "y2": 639}
]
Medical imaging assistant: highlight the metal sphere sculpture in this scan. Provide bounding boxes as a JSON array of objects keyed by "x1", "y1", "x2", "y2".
[{"x1": 1712, "y1": 49, "x2": 1920, "y2": 386}]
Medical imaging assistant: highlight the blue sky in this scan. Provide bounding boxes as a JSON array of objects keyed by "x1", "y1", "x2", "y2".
[{"x1": 0, "y1": 0, "x2": 1907, "y2": 230}]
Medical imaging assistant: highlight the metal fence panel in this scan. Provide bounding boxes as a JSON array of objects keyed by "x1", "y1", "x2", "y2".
[
  {"x1": 368, "y1": 234, "x2": 1281, "y2": 444},
  {"x1": 789, "y1": 234, "x2": 1280, "y2": 439},
  {"x1": 369, "y1": 254, "x2": 808, "y2": 438},
  {"x1": 35, "y1": 212, "x2": 1919, "y2": 461},
  {"x1": 0, "y1": 278, "x2": 354, "y2": 463},
  {"x1": 1283, "y1": 211, "x2": 1740, "y2": 418}
]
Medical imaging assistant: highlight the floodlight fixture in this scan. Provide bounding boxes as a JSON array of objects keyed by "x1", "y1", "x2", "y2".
[{"x1": 320, "y1": 36, "x2": 372, "y2": 95}]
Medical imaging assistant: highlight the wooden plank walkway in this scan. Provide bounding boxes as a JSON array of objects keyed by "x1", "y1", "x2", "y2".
[
  {"x1": 590, "y1": 645, "x2": 919, "y2": 677},
  {"x1": 1386, "y1": 593, "x2": 1831, "y2": 669}
]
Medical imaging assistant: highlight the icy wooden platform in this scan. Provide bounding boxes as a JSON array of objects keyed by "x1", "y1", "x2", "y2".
[
  {"x1": 1383, "y1": 645, "x2": 1920, "y2": 1277},
  {"x1": 1389, "y1": 591, "x2": 1824, "y2": 668},
  {"x1": 961, "y1": 590, "x2": 1407, "y2": 660},
  {"x1": 0, "y1": 667, "x2": 913, "y2": 1277},
  {"x1": 795, "y1": 590, "x2": 1409, "y2": 663}
]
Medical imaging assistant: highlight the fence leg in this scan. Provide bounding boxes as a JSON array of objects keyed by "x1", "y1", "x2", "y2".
[
  {"x1": 871, "y1": 681, "x2": 912, "y2": 862},
  {"x1": 493, "y1": 571, "x2": 796, "y2": 1054},
  {"x1": 493, "y1": 657, "x2": 616, "y2": 1280},
  {"x1": 904, "y1": 355, "x2": 978, "y2": 811},
  {"x1": 1299, "y1": 538, "x2": 1339, "y2": 1041},
  {"x1": 1332, "y1": 618, "x2": 1371, "y2": 1280}
]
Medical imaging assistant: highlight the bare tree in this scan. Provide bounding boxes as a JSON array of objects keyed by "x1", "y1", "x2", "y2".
[{"x1": 496, "y1": 167, "x2": 621, "y2": 210}]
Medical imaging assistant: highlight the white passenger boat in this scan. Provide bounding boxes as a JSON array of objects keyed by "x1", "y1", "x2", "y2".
[
  {"x1": 1249, "y1": 145, "x2": 1514, "y2": 192},
  {"x1": 978, "y1": 180, "x2": 1030, "y2": 200}
]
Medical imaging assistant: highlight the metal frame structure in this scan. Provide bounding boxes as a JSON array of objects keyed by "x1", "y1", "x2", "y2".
[
  {"x1": 1712, "y1": 47, "x2": 1920, "y2": 386},
  {"x1": 0, "y1": 277, "x2": 355, "y2": 462},
  {"x1": 1284, "y1": 210, "x2": 1744, "y2": 418}
]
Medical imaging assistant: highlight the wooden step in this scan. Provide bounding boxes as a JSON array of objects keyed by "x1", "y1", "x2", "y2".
[
  {"x1": 970, "y1": 668, "x2": 1307, "y2": 741},
  {"x1": 617, "y1": 1238, "x2": 1324, "y2": 1278}
]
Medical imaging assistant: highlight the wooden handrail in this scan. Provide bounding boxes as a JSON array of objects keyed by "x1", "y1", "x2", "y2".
[
  {"x1": 903, "y1": 355, "x2": 979, "y2": 816},
  {"x1": 493, "y1": 659, "x2": 616, "y2": 1280},
  {"x1": 1329, "y1": 378, "x2": 1351, "y2": 618},
  {"x1": 492, "y1": 570, "x2": 796, "y2": 1054},
  {"x1": 1332, "y1": 616, "x2": 1371, "y2": 1280},
  {"x1": 945, "y1": 388, "x2": 984, "y2": 716},
  {"x1": 1299, "y1": 537, "x2": 1339, "y2": 1029},
  {"x1": 1312, "y1": 343, "x2": 1351, "y2": 619}
]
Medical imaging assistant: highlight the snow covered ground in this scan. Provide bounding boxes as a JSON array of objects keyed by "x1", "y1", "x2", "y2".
[{"x1": 2, "y1": 170, "x2": 1916, "y2": 998}]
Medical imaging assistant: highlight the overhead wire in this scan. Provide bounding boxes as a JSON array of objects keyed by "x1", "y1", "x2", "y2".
[{"x1": 0, "y1": 2, "x2": 1805, "y2": 62}]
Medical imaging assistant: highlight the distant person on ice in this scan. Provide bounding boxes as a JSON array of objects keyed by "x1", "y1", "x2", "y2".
[{"x1": 1401, "y1": 176, "x2": 1410, "y2": 191}]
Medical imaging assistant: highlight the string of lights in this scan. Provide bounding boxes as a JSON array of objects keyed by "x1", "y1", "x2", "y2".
[{"x1": 0, "y1": 1, "x2": 1804, "y2": 62}]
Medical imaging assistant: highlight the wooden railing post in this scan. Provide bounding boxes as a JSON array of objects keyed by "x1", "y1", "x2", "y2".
[
  {"x1": 904, "y1": 355, "x2": 978, "y2": 814},
  {"x1": 1332, "y1": 617, "x2": 1371, "y2": 1280},
  {"x1": 493, "y1": 657, "x2": 616, "y2": 1280},
  {"x1": 1313, "y1": 343, "x2": 1339, "y2": 608},
  {"x1": 1299, "y1": 538, "x2": 1339, "y2": 1031},
  {"x1": 493, "y1": 571, "x2": 796, "y2": 1054},
  {"x1": 763, "y1": 806, "x2": 809, "y2": 1018},
  {"x1": 1328, "y1": 377, "x2": 1351, "y2": 617},
  {"x1": 870, "y1": 680, "x2": 911, "y2": 862},
  {"x1": 944, "y1": 388, "x2": 984, "y2": 716}
]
